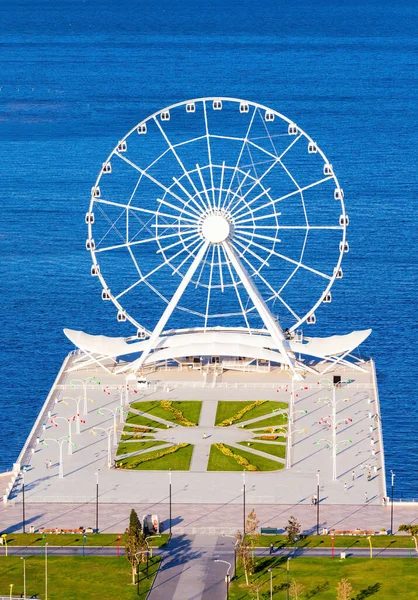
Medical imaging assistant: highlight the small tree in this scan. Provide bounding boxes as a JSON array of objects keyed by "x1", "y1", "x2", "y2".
[
  {"x1": 246, "y1": 509, "x2": 260, "y2": 557},
  {"x1": 399, "y1": 523, "x2": 418, "y2": 536},
  {"x1": 125, "y1": 509, "x2": 145, "y2": 585},
  {"x1": 236, "y1": 530, "x2": 254, "y2": 586},
  {"x1": 285, "y1": 516, "x2": 301, "y2": 544},
  {"x1": 336, "y1": 578, "x2": 354, "y2": 600},
  {"x1": 289, "y1": 578, "x2": 304, "y2": 600},
  {"x1": 248, "y1": 580, "x2": 264, "y2": 599}
]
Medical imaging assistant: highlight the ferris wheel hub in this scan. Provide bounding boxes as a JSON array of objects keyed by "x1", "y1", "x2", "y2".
[{"x1": 201, "y1": 214, "x2": 230, "y2": 244}]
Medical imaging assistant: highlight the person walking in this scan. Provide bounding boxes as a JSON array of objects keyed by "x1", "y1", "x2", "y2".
[
  {"x1": 367, "y1": 471, "x2": 371, "y2": 482},
  {"x1": 269, "y1": 543, "x2": 274, "y2": 555},
  {"x1": 49, "y1": 459, "x2": 53, "y2": 470},
  {"x1": 352, "y1": 470, "x2": 355, "y2": 481},
  {"x1": 344, "y1": 482, "x2": 347, "y2": 492}
]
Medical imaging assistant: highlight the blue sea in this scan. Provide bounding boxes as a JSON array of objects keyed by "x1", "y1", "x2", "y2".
[{"x1": 0, "y1": 0, "x2": 417, "y2": 497}]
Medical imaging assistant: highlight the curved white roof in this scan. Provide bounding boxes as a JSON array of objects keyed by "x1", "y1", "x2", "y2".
[{"x1": 64, "y1": 327, "x2": 372, "y2": 364}]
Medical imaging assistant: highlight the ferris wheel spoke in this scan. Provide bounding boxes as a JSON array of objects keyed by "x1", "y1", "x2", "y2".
[
  {"x1": 153, "y1": 118, "x2": 209, "y2": 213},
  {"x1": 203, "y1": 101, "x2": 216, "y2": 207},
  {"x1": 204, "y1": 246, "x2": 216, "y2": 328},
  {"x1": 230, "y1": 187, "x2": 273, "y2": 220},
  {"x1": 222, "y1": 245, "x2": 252, "y2": 332},
  {"x1": 238, "y1": 235, "x2": 332, "y2": 280},
  {"x1": 194, "y1": 243, "x2": 212, "y2": 288},
  {"x1": 116, "y1": 151, "x2": 196, "y2": 211},
  {"x1": 171, "y1": 237, "x2": 204, "y2": 275},
  {"x1": 116, "y1": 237, "x2": 204, "y2": 300},
  {"x1": 157, "y1": 231, "x2": 201, "y2": 254},
  {"x1": 196, "y1": 164, "x2": 212, "y2": 208},
  {"x1": 223, "y1": 170, "x2": 251, "y2": 213},
  {"x1": 235, "y1": 229, "x2": 281, "y2": 245},
  {"x1": 172, "y1": 177, "x2": 208, "y2": 215},
  {"x1": 232, "y1": 237, "x2": 270, "y2": 267},
  {"x1": 221, "y1": 106, "x2": 257, "y2": 210},
  {"x1": 247, "y1": 131, "x2": 303, "y2": 165},
  {"x1": 95, "y1": 202, "x2": 126, "y2": 247},
  {"x1": 217, "y1": 161, "x2": 226, "y2": 210},
  {"x1": 228, "y1": 158, "x2": 280, "y2": 217},
  {"x1": 94, "y1": 198, "x2": 195, "y2": 224},
  {"x1": 156, "y1": 197, "x2": 200, "y2": 221},
  {"x1": 96, "y1": 230, "x2": 193, "y2": 254},
  {"x1": 235, "y1": 175, "x2": 334, "y2": 221},
  {"x1": 233, "y1": 247, "x2": 301, "y2": 322}
]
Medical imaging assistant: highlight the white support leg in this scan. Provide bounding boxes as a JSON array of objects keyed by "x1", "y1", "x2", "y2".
[
  {"x1": 222, "y1": 242, "x2": 300, "y2": 379},
  {"x1": 118, "y1": 241, "x2": 209, "y2": 374}
]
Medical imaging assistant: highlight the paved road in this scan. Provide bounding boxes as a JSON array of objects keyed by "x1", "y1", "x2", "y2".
[{"x1": 5, "y1": 543, "x2": 417, "y2": 559}]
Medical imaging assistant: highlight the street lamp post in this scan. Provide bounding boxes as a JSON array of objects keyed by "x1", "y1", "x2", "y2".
[
  {"x1": 242, "y1": 470, "x2": 246, "y2": 535},
  {"x1": 169, "y1": 469, "x2": 172, "y2": 535},
  {"x1": 268, "y1": 568, "x2": 273, "y2": 600},
  {"x1": 50, "y1": 416, "x2": 74, "y2": 455},
  {"x1": 59, "y1": 395, "x2": 86, "y2": 435},
  {"x1": 95, "y1": 471, "x2": 99, "y2": 533},
  {"x1": 97, "y1": 407, "x2": 121, "y2": 446},
  {"x1": 91, "y1": 426, "x2": 114, "y2": 468},
  {"x1": 286, "y1": 557, "x2": 291, "y2": 600},
  {"x1": 390, "y1": 470, "x2": 395, "y2": 534},
  {"x1": 20, "y1": 556, "x2": 26, "y2": 600},
  {"x1": 222, "y1": 534, "x2": 238, "y2": 578},
  {"x1": 21, "y1": 471, "x2": 26, "y2": 534},
  {"x1": 316, "y1": 470, "x2": 320, "y2": 535},
  {"x1": 69, "y1": 377, "x2": 98, "y2": 415},
  {"x1": 45, "y1": 542, "x2": 49, "y2": 600},
  {"x1": 41, "y1": 437, "x2": 69, "y2": 478},
  {"x1": 214, "y1": 559, "x2": 231, "y2": 600}
]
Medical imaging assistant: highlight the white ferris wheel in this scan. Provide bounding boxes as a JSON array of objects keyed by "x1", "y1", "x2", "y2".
[{"x1": 84, "y1": 98, "x2": 350, "y2": 375}]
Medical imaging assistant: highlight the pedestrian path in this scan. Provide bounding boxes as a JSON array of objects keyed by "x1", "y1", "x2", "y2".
[
  {"x1": 188, "y1": 401, "x2": 218, "y2": 472},
  {"x1": 148, "y1": 535, "x2": 234, "y2": 600}
]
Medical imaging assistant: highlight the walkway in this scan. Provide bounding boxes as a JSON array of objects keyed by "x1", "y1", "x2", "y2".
[
  {"x1": 190, "y1": 401, "x2": 218, "y2": 472},
  {"x1": 148, "y1": 535, "x2": 234, "y2": 600}
]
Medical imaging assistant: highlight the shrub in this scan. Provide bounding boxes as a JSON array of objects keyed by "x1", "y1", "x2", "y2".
[
  {"x1": 218, "y1": 400, "x2": 268, "y2": 427},
  {"x1": 160, "y1": 401, "x2": 196, "y2": 426},
  {"x1": 121, "y1": 443, "x2": 189, "y2": 469},
  {"x1": 215, "y1": 443, "x2": 258, "y2": 471}
]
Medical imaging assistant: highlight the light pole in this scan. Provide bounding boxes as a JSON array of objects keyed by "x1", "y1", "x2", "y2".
[
  {"x1": 69, "y1": 376, "x2": 98, "y2": 415},
  {"x1": 169, "y1": 469, "x2": 172, "y2": 535},
  {"x1": 41, "y1": 437, "x2": 69, "y2": 478},
  {"x1": 242, "y1": 470, "x2": 246, "y2": 535},
  {"x1": 91, "y1": 426, "x2": 114, "y2": 468},
  {"x1": 268, "y1": 568, "x2": 273, "y2": 600},
  {"x1": 316, "y1": 470, "x2": 320, "y2": 535},
  {"x1": 95, "y1": 470, "x2": 99, "y2": 533},
  {"x1": 214, "y1": 559, "x2": 231, "y2": 600},
  {"x1": 45, "y1": 542, "x2": 49, "y2": 600},
  {"x1": 145, "y1": 535, "x2": 161, "y2": 558},
  {"x1": 286, "y1": 557, "x2": 291, "y2": 600},
  {"x1": 97, "y1": 407, "x2": 121, "y2": 446},
  {"x1": 59, "y1": 395, "x2": 86, "y2": 434},
  {"x1": 390, "y1": 470, "x2": 395, "y2": 534},
  {"x1": 50, "y1": 416, "x2": 74, "y2": 455},
  {"x1": 21, "y1": 470, "x2": 26, "y2": 534},
  {"x1": 21, "y1": 556, "x2": 26, "y2": 600}
]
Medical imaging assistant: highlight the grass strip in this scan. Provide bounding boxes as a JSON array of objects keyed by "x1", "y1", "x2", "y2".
[
  {"x1": 238, "y1": 441, "x2": 286, "y2": 460},
  {"x1": 125, "y1": 413, "x2": 165, "y2": 430},
  {"x1": 229, "y1": 556, "x2": 418, "y2": 600},
  {"x1": 130, "y1": 400, "x2": 202, "y2": 426},
  {"x1": 0, "y1": 556, "x2": 161, "y2": 600},
  {"x1": 1, "y1": 533, "x2": 169, "y2": 547},
  {"x1": 223, "y1": 444, "x2": 284, "y2": 471},
  {"x1": 116, "y1": 441, "x2": 165, "y2": 457},
  {"x1": 243, "y1": 414, "x2": 288, "y2": 430},
  {"x1": 118, "y1": 444, "x2": 193, "y2": 470}
]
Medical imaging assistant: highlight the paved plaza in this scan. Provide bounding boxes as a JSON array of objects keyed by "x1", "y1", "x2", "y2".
[{"x1": 1, "y1": 353, "x2": 404, "y2": 537}]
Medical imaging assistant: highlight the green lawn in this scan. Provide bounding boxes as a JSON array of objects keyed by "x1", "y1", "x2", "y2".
[
  {"x1": 1, "y1": 533, "x2": 169, "y2": 547},
  {"x1": 116, "y1": 441, "x2": 165, "y2": 457},
  {"x1": 121, "y1": 432, "x2": 155, "y2": 441},
  {"x1": 207, "y1": 444, "x2": 284, "y2": 471},
  {"x1": 256, "y1": 534, "x2": 418, "y2": 549},
  {"x1": 215, "y1": 401, "x2": 287, "y2": 426},
  {"x1": 130, "y1": 401, "x2": 202, "y2": 426},
  {"x1": 118, "y1": 444, "x2": 194, "y2": 470},
  {"x1": 124, "y1": 413, "x2": 166, "y2": 430},
  {"x1": 0, "y1": 556, "x2": 161, "y2": 600},
  {"x1": 238, "y1": 441, "x2": 286, "y2": 460},
  {"x1": 243, "y1": 414, "x2": 288, "y2": 430},
  {"x1": 229, "y1": 556, "x2": 418, "y2": 599},
  {"x1": 253, "y1": 436, "x2": 286, "y2": 443}
]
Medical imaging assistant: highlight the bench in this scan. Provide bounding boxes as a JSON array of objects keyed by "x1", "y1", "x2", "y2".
[{"x1": 260, "y1": 527, "x2": 277, "y2": 535}]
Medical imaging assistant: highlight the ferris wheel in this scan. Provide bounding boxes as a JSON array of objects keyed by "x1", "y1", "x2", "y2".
[{"x1": 86, "y1": 97, "x2": 348, "y2": 343}]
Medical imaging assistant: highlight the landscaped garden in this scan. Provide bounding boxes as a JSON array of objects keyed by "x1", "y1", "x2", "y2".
[
  {"x1": 207, "y1": 443, "x2": 285, "y2": 471},
  {"x1": 130, "y1": 400, "x2": 202, "y2": 426},
  {"x1": 215, "y1": 400, "x2": 288, "y2": 426}
]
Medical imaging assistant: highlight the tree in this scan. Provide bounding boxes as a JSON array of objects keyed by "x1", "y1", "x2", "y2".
[
  {"x1": 336, "y1": 578, "x2": 354, "y2": 600},
  {"x1": 247, "y1": 580, "x2": 264, "y2": 599},
  {"x1": 289, "y1": 578, "x2": 304, "y2": 600},
  {"x1": 125, "y1": 509, "x2": 146, "y2": 585},
  {"x1": 236, "y1": 530, "x2": 255, "y2": 586},
  {"x1": 246, "y1": 509, "x2": 260, "y2": 557},
  {"x1": 399, "y1": 523, "x2": 418, "y2": 536},
  {"x1": 285, "y1": 516, "x2": 301, "y2": 544}
]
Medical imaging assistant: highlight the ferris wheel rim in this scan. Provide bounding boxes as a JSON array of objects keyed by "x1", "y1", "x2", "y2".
[{"x1": 87, "y1": 97, "x2": 347, "y2": 335}]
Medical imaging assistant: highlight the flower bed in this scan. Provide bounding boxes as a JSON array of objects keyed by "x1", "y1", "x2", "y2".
[
  {"x1": 120, "y1": 443, "x2": 190, "y2": 469},
  {"x1": 218, "y1": 400, "x2": 267, "y2": 427},
  {"x1": 160, "y1": 400, "x2": 197, "y2": 426},
  {"x1": 214, "y1": 443, "x2": 258, "y2": 471}
]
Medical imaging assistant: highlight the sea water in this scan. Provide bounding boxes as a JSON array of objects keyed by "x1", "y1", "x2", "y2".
[{"x1": 0, "y1": 0, "x2": 416, "y2": 497}]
